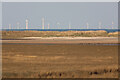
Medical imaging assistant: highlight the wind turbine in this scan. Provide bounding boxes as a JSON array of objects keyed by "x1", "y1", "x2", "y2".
[
  {"x1": 42, "y1": 17, "x2": 45, "y2": 29},
  {"x1": 9, "y1": 24, "x2": 11, "y2": 29},
  {"x1": 57, "y1": 22, "x2": 60, "y2": 29},
  {"x1": 111, "y1": 21, "x2": 114, "y2": 29},
  {"x1": 17, "y1": 22, "x2": 20, "y2": 29},
  {"x1": 48, "y1": 23, "x2": 50, "y2": 29},
  {"x1": 98, "y1": 22, "x2": 102, "y2": 29},
  {"x1": 26, "y1": 19, "x2": 28, "y2": 29},
  {"x1": 86, "y1": 22, "x2": 89, "y2": 29},
  {"x1": 68, "y1": 22, "x2": 71, "y2": 30}
]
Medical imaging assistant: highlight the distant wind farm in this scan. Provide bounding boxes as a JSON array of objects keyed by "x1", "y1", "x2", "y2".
[
  {"x1": 6, "y1": 17, "x2": 116, "y2": 30},
  {"x1": 2, "y1": 2, "x2": 119, "y2": 78}
]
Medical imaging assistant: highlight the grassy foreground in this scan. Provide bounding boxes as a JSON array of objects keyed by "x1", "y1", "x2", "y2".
[
  {"x1": 2, "y1": 44, "x2": 118, "y2": 78},
  {"x1": 2, "y1": 30, "x2": 119, "y2": 39}
]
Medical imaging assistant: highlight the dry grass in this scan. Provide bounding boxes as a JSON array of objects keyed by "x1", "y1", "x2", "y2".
[{"x1": 2, "y1": 44, "x2": 118, "y2": 78}]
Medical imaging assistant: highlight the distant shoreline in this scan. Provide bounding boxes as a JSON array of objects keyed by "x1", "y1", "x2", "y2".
[{"x1": 1, "y1": 29, "x2": 120, "y2": 33}]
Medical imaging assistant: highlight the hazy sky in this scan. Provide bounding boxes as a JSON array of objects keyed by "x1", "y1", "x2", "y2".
[
  {"x1": 1, "y1": 0, "x2": 119, "y2": 2},
  {"x1": 2, "y1": 2, "x2": 118, "y2": 29},
  {"x1": 0, "y1": 2, "x2": 2, "y2": 29}
]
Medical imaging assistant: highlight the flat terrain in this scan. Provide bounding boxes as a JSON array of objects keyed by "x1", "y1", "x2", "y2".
[
  {"x1": 2, "y1": 37, "x2": 119, "y2": 44},
  {"x1": 2, "y1": 43, "x2": 118, "y2": 78},
  {"x1": 2, "y1": 30, "x2": 119, "y2": 78}
]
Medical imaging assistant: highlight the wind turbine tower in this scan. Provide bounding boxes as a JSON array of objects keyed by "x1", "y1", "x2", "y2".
[
  {"x1": 9, "y1": 24, "x2": 11, "y2": 29},
  {"x1": 17, "y1": 22, "x2": 20, "y2": 29},
  {"x1": 86, "y1": 23, "x2": 89, "y2": 29},
  {"x1": 57, "y1": 22, "x2": 60, "y2": 29},
  {"x1": 69, "y1": 22, "x2": 71, "y2": 29},
  {"x1": 48, "y1": 23, "x2": 50, "y2": 29},
  {"x1": 42, "y1": 18, "x2": 45, "y2": 29},
  {"x1": 26, "y1": 19, "x2": 28, "y2": 29},
  {"x1": 98, "y1": 22, "x2": 102, "y2": 29},
  {"x1": 112, "y1": 21, "x2": 114, "y2": 29}
]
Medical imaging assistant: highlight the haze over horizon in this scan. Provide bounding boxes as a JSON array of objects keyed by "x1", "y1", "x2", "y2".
[{"x1": 2, "y1": 2, "x2": 118, "y2": 29}]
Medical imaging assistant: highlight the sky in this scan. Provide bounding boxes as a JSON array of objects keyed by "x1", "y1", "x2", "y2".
[
  {"x1": 1, "y1": 0, "x2": 119, "y2": 2},
  {"x1": 0, "y1": 2, "x2": 1, "y2": 29},
  {"x1": 2, "y1": 2, "x2": 118, "y2": 29}
]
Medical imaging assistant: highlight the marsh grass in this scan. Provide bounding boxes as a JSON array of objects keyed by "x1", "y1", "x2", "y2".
[
  {"x1": 2, "y1": 67, "x2": 118, "y2": 78},
  {"x1": 2, "y1": 44, "x2": 118, "y2": 78}
]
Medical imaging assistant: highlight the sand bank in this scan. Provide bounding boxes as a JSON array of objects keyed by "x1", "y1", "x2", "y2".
[
  {"x1": 22, "y1": 37, "x2": 117, "y2": 40},
  {"x1": 2, "y1": 37, "x2": 119, "y2": 44}
]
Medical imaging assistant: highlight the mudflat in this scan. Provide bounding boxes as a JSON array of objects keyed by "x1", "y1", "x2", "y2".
[
  {"x1": 2, "y1": 37, "x2": 119, "y2": 44},
  {"x1": 2, "y1": 43, "x2": 118, "y2": 78}
]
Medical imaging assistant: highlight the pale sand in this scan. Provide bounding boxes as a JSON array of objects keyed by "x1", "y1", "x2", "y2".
[
  {"x1": 2, "y1": 37, "x2": 119, "y2": 44},
  {"x1": 22, "y1": 37, "x2": 117, "y2": 40}
]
